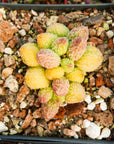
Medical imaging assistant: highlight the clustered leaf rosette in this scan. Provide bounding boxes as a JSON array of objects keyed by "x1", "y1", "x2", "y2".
[
  {"x1": 19, "y1": 23, "x2": 103, "y2": 121},
  {"x1": 46, "y1": 23, "x2": 69, "y2": 37},
  {"x1": 68, "y1": 26, "x2": 89, "y2": 41},
  {"x1": 52, "y1": 77, "x2": 70, "y2": 96},
  {"x1": 37, "y1": 33, "x2": 57, "y2": 49},
  {"x1": 61, "y1": 58, "x2": 74, "y2": 73},
  {"x1": 36, "y1": 49, "x2": 61, "y2": 69},
  {"x1": 51, "y1": 37, "x2": 69, "y2": 56},
  {"x1": 38, "y1": 87, "x2": 53, "y2": 103},
  {"x1": 67, "y1": 37, "x2": 87, "y2": 61}
]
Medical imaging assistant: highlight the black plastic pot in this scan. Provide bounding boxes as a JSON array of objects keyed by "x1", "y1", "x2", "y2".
[{"x1": 0, "y1": 3, "x2": 114, "y2": 144}]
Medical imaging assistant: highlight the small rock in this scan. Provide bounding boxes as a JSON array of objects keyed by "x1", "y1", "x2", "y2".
[
  {"x1": 38, "y1": 119, "x2": 48, "y2": 129},
  {"x1": 83, "y1": 15, "x2": 104, "y2": 26},
  {"x1": 98, "y1": 86, "x2": 112, "y2": 98},
  {"x1": 4, "y1": 75, "x2": 18, "y2": 92},
  {"x1": 2, "y1": 67, "x2": 13, "y2": 78},
  {"x1": 63, "y1": 128, "x2": 75, "y2": 136},
  {"x1": 15, "y1": 73, "x2": 24, "y2": 84},
  {"x1": 71, "y1": 124, "x2": 81, "y2": 132},
  {"x1": 13, "y1": 109, "x2": 20, "y2": 117},
  {"x1": 58, "y1": 15, "x2": 69, "y2": 25},
  {"x1": 21, "y1": 109, "x2": 33, "y2": 129},
  {"x1": 46, "y1": 16, "x2": 58, "y2": 26},
  {"x1": 74, "y1": 133, "x2": 79, "y2": 139},
  {"x1": 87, "y1": 102, "x2": 95, "y2": 110},
  {"x1": 54, "y1": 107, "x2": 66, "y2": 119},
  {"x1": 94, "y1": 98, "x2": 104, "y2": 104},
  {"x1": 20, "y1": 101, "x2": 27, "y2": 109},
  {"x1": 0, "y1": 121, "x2": 8, "y2": 132},
  {"x1": 4, "y1": 47, "x2": 13, "y2": 55},
  {"x1": 48, "y1": 121, "x2": 56, "y2": 130},
  {"x1": 108, "y1": 56, "x2": 114, "y2": 76},
  {"x1": 19, "y1": 29, "x2": 26, "y2": 36},
  {"x1": 31, "y1": 119, "x2": 37, "y2": 128},
  {"x1": 0, "y1": 87, "x2": 6, "y2": 95},
  {"x1": 84, "y1": 95, "x2": 91, "y2": 104},
  {"x1": 37, "y1": 126, "x2": 44, "y2": 137},
  {"x1": 105, "y1": 78, "x2": 114, "y2": 88},
  {"x1": 95, "y1": 110, "x2": 113, "y2": 127},
  {"x1": 89, "y1": 29, "x2": 96, "y2": 36},
  {"x1": 33, "y1": 108, "x2": 41, "y2": 119},
  {"x1": 108, "y1": 39, "x2": 114, "y2": 50},
  {"x1": 10, "y1": 129, "x2": 17, "y2": 135},
  {"x1": 75, "y1": 118, "x2": 83, "y2": 126},
  {"x1": 22, "y1": 24, "x2": 31, "y2": 31},
  {"x1": 100, "y1": 102, "x2": 107, "y2": 111},
  {"x1": 4, "y1": 55, "x2": 15, "y2": 67},
  {"x1": 99, "y1": 128, "x2": 111, "y2": 139},
  {"x1": 97, "y1": 27, "x2": 104, "y2": 37},
  {"x1": 8, "y1": 36, "x2": 18, "y2": 49},
  {"x1": 65, "y1": 102, "x2": 86, "y2": 117},
  {"x1": 19, "y1": 109, "x2": 27, "y2": 119},
  {"x1": 26, "y1": 95, "x2": 35, "y2": 106},
  {"x1": 17, "y1": 85, "x2": 30, "y2": 103},
  {"x1": 68, "y1": 23, "x2": 74, "y2": 30},
  {"x1": 89, "y1": 76, "x2": 95, "y2": 87},
  {"x1": 0, "y1": 40, "x2": 5, "y2": 53},
  {"x1": 89, "y1": 37, "x2": 104, "y2": 46},
  {"x1": 96, "y1": 77, "x2": 104, "y2": 87},
  {"x1": 83, "y1": 119, "x2": 91, "y2": 128},
  {"x1": 86, "y1": 122, "x2": 101, "y2": 139},
  {"x1": 110, "y1": 97, "x2": 114, "y2": 109},
  {"x1": 94, "y1": 104, "x2": 102, "y2": 113},
  {"x1": 31, "y1": 9, "x2": 38, "y2": 16},
  {"x1": 106, "y1": 30, "x2": 114, "y2": 39}
]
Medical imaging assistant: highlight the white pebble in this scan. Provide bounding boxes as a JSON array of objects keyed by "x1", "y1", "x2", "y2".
[
  {"x1": 100, "y1": 128, "x2": 111, "y2": 138},
  {"x1": 112, "y1": 23, "x2": 114, "y2": 27},
  {"x1": 87, "y1": 102, "x2": 95, "y2": 110},
  {"x1": 0, "y1": 121, "x2": 8, "y2": 132},
  {"x1": 100, "y1": 102, "x2": 107, "y2": 111},
  {"x1": 71, "y1": 125, "x2": 81, "y2": 132},
  {"x1": 85, "y1": 95, "x2": 91, "y2": 104},
  {"x1": 74, "y1": 133, "x2": 79, "y2": 139},
  {"x1": 10, "y1": 129, "x2": 17, "y2": 135},
  {"x1": 4, "y1": 47, "x2": 13, "y2": 55},
  {"x1": 4, "y1": 116, "x2": 9, "y2": 123},
  {"x1": 95, "y1": 95, "x2": 101, "y2": 99},
  {"x1": 4, "y1": 75, "x2": 18, "y2": 93},
  {"x1": 20, "y1": 101, "x2": 27, "y2": 109},
  {"x1": 86, "y1": 122, "x2": 101, "y2": 139},
  {"x1": 83, "y1": 119, "x2": 91, "y2": 128},
  {"x1": 106, "y1": 30, "x2": 114, "y2": 39},
  {"x1": 19, "y1": 29, "x2": 26, "y2": 36},
  {"x1": 31, "y1": 9, "x2": 38, "y2": 16}
]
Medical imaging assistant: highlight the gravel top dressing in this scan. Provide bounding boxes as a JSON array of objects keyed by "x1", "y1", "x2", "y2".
[{"x1": 0, "y1": 6, "x2": 113, "y2": 142}]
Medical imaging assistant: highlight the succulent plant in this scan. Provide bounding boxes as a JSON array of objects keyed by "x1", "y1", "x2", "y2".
[
  {"x1": 45, "y1": 67, "x2": 64, "y2": 80},
  {"x1": 38, "y1": 87, "x2": 53, "y2": 103},
  {"x1": 52, "y1": 77, "x2": 70, "y2": 96},
  {"x1": 37, "y1": 33, "x2": 57, "y2": 49},
  {"x1": 68, "y1": 26, "x2": 89, "y2": 41},
  {"x1": 25, "y1": 67, "x2": 49, "y2": 89},
  {"x1": 65, "y1": 82, "x2": 86, "y2": 104},
  {"x1": 75, "y1": 45, "x2": 103, "y2": 72},
  {"x1": 36, "y1": 49, "x2": 61, "y2": 69},
  {"x1": 19, "y1": 42, "x2": 39, "y2": 67},
  {"x1": 41, "y1": 98, "x2": 59, "y2": 121},
  {"x1": 61, "y1": 58, "x2": 74, "y2": 73},
  {"x1": 46, "y1": 23, "x2": 69, "y2": 37},
  {"x1": 51, "y1": 37, "x2": 69, "y2": 56},
  {"x1": 67, "y1": 37, "x2": 87, "y2": 61},
  {"x1": 66, "y1": 67, "x2": 84, "y2": 83}
]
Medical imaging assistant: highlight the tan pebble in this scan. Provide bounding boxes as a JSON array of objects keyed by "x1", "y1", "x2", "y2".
[
  {"x1": 2, "y1": 67, "x2": 13, "y2": 78},
  {"x1": 0, "y1": 87, "x2": 6, "y2": 95},
  {"x1": 19, "y1": 109, "x2": 27, "y2": 119},
  {"x1": 0, "y1": 40, "x2": 5, "y2": 53},
  {"x1": 63, "y1": 128, "x2": 75, "y2": 136},
  {"x1": 48, "y1": 121, "x2": 56, "y2": 130},
  {"x1": 13, "y1": 109, "x2": 20, "y2": 117},
  {"x1": 17, "y1": 85, "x2": 30, "y2": 103},
  {"x1": 33, "y1": 108, "x2": 41, "y2": 119},
  {"x1": 4, "y1": 55, "x2": 15, "y2": 67},
  {"x1": 0, "y1": 80, "x2": 4, "y2": 85},
  {"x1": 21, "y1": 109, "x2": 33, "y2": 129},
  {"x1": 31, "y1": 119, "x2": 37, "y2": 128},
  {"x1": 98, "y1": 86, "x2": 112, "y2": 98}
]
